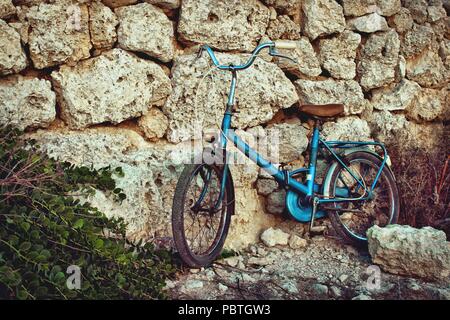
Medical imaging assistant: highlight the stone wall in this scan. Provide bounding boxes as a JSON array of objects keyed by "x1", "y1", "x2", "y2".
[{"x1": 0, "y1": 0, "x2": 448, "y2": 250}]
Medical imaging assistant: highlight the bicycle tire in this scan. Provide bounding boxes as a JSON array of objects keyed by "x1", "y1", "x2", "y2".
[
  {"x1": 172, "y1": 163, "x2": 233, "y2": 268},
  {"x1": 325, "y1": 152, "x2": 400, "y2": 246}
]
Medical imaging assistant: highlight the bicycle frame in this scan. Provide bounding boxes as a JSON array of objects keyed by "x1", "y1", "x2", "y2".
[{"x1": 198, "y1": 43, "x2": 389, "y2": 213}]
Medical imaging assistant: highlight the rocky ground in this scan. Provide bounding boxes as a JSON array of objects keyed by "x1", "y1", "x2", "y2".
[{"x1": 166, "y1": 235, "x2": 450, "y2": 300}]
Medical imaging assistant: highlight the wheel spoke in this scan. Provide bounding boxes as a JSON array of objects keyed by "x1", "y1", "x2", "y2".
[
  {"x1": 180, "y1": 165, "x2": 228, "y2": 256},
  {"x1": 331, "y1": 157, "x2": 396, "y2": 240}
]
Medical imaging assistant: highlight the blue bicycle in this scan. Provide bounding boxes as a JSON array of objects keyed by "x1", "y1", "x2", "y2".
[{"x1": 172, "y1": 41, "x2": 400, "y2": 268}]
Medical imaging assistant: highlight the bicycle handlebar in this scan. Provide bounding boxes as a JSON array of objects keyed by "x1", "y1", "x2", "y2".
[
  {"x1": 198, "y1": 41, "x2": 297, "y2": 71},
  {"x1": 274, "y1": 40, "x2": 297, "y2": 50}
]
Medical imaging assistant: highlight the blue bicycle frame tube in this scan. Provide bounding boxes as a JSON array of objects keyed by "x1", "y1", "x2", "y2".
[
  {"x1": 307, "y1": 126, "x2": 320, "y2": 196},
  {"x1": 226, "y1": 130, "x2": 310, "y2": 195}
]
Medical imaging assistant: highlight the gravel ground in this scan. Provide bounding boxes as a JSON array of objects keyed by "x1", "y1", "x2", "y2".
[{"x1": 166, "y1": 236, "x2": 450, "y2": 300}]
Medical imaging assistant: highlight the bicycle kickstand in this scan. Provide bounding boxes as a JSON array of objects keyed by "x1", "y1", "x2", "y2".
[{"x1": 309, "y1": 197, "x2": 325, "y2": 234}]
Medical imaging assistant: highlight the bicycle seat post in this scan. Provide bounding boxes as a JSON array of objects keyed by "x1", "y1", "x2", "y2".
[{"x1": 313, "y1": 117, "x2": 322, "y2": 130}]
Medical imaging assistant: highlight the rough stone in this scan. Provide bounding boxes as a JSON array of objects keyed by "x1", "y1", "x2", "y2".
[
  {"x1": 388, "y1": 7, "x2": 414, "y2": 33},
  {"x1": 342, "y1": 0, "x2": 401, "y2": 17},
  {"x1": 146, "y1": 0, "x2": 181, "y2": 9},
  {"x1": 289, "y1": 235, "x2": 308, "y2": 249},
  {"x1": 330, "y1": 286, "x2": 342, "y2": 297},
  {"x1": 368, "y1": 225, "x2": 450, "y2": 281},
  {"x1": 429, "y1": 16, "x2": 449, "y2": 42},
  {"x1": 281, "y1": 280, "x2": 299, "y2": 294},
  {"x1": 0, "y1": 76, "x2": 56, "y2": 130},
  {"x1": 339, "y1": 274, "x2": 349, "y2": 283},
  {"x1": 101, "y1": 0, "x2": 138, "y2": 8},
  {"x1": 256, "y1": 179, "x2": 278, "y2": 196},
  {"x1": 262, "y1": 0, "x2": 301, "y2": 17},
  {"x1": 406, "y1": 87, "x2": 446, "y2": 122},
  {"x1": 0, "y1": 0, "x2": 15, "y2": 19},
  {"x1": 51, "y1": 49, "x2": 172, "y2": 129},
  {"x1": 178, "y1": 0, "x2": 270, "y2": 52},
  {"x1": 247, "y1": 256, "x2": 275, "y2": 266},
  {"x1": 368, "y1": 110, "x2": 445, "y2": 151},
  {"x1": 12, "y1": 0, "x2": 52, "y2": 5},
  {"x1": 376, "y1": 0, "x2": 402, "y2": 16},
  {"x1": 319, "y1": 31, "x2": 361, "y2": 80},
  {"x1": 266, "y1": 119, "x2": 309, "y2": 163},
  {"x1": 321, "y1": 117, "x2": 372, "y2": 141},
  {"x1": 302, "y1": 0, "x2": 346, "y2": 40},
  {"x1": 441, "y1": 84, "x2": 450, "y2": 121},
  {"x1": 164, "y1": 53, "x2": 298, "y2": 143},
  {"x1": 371, "y1": 79, "x2": 421, "y2": 111},
  {"x1": 116, "y1": 3, "x2": 175, "y2": 63},
  {"x1": 21, "y1": 2, "x2": 92, "y2": 69},
  {"x1": 312, "y1": 283, "x2": 329, "y2": 296},
  {"x1": 427, "y1": 5, "x2": 447, "y2": 22},
  {"x1": 265, "y1": 190, "x2": 286, "y2": 215},
  {"x1": 218, "y1": 283, "x2": 228, "y2": 292},
  {"x1": 225, "y1": 184, "x2": 280, "y2": 250},
  {"x1": 89, "y1": 1, "x2": 118, "y2": 50},
  {"x1": 401, "y1": 24, "x2": 436, "y2": 59},
  {"x1": 396, "y1": 55, "x2": 406, "y2": 79},
  {"x1": 358, "y1": 30, "x2": 400, "y2": 91},
  {"x1": 342, "y1": 0, "x2": 377, "y2": 17},
  {"x1": 8, "y1": 21, "x2": 29, "y2": 45},
  {"x1": 138, "y1": 107, "x2": 169, "y2": 141},
  {"x1": 402, "y1": 0, "x2": 429, "y2": 24},
  {"x1": 295, "y1": 79, "x2": 368, "y2": 115},
  {"x1": 0, "y1": 19, "x2": 27, "y2": 76},
  {"x1": 347, "y1": 12, "x2": 389, "y2": 33},
  {"x1": 184, "y1": 280, "x2": 204, "y2": 290},
  {"x1": 260, "y1": 227, "x2": 290, "y2": 247},
  {"x1": 223, "y1": 256, "x2": 240, "y2": 267},
  {"x1": 352, "y1": 293, "x2": 373, "y2": 300},
  {"x1": 266, "y1": 15, "x2": 301, "y2": 40},
  {"x1": 439, "y1": 39, "x2": 450, "y2": 69},
  {"x1": 405, "y1": 49, "x2": 447, "y2": 87},
  {"x1": 270, "y1": 38, "x2": 321, "y2": 78}
]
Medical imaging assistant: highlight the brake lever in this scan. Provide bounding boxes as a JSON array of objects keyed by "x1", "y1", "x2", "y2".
[{"x1": 269, "y1": 47, "x2": 298, "y2": 64}]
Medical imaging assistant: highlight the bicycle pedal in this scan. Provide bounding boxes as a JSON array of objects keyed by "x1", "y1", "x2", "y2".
[{"x1": 309, "y1": 226, "x2": 326, "y2": 233}]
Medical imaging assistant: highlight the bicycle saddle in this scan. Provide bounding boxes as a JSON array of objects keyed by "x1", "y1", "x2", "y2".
[{"x1": 298, "y1": 103, "x2": 344, "y2": 118}]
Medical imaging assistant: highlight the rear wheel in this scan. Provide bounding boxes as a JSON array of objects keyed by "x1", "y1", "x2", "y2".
[
  {"x1": 172, "y1": 163, "x2": 232, "y2": 267},
  {"x1": 326, "y1": 152, "x2": 400, "y2": 246}
]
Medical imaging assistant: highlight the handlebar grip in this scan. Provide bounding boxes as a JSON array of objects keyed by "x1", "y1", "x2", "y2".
[{"x1": 274, "y1": 40, "x2": 297, "y2": 50}]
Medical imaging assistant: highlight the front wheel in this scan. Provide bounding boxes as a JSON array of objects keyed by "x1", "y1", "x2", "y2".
[
  {"x1": 172, "y1": 163, "x2": 233, "y2": 268},
  {"x1": 325, "y1": 152, "x2": 400, "y2": 246}
]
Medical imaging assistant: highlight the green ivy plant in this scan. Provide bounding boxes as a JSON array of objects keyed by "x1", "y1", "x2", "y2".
[{"x1": 0, "y1": 127, "x2": 176, "y2": 299}]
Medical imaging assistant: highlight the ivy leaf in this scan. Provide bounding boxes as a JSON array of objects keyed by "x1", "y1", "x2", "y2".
[
  {"x1": 94, "y1": 239, "x2": 104, "y2": 249},
  {"x1": 39, "y1": 249, "x2": 51, "y2": 259},
  {"x1": 19, "y1": 242, "x2": 32, "y2": 252},
  {"x1": 16, "y1": 290, "x2": 28, "y2": 300},
  {"x1": 73, "y1": 219, "x2": 84, "y2": 229},
  {"x1": 30, "y1": 230, "x2": 40, "y2": 239},
  {"x1": 53, "y1": 272, "x2": 65, "y2": 283}
]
